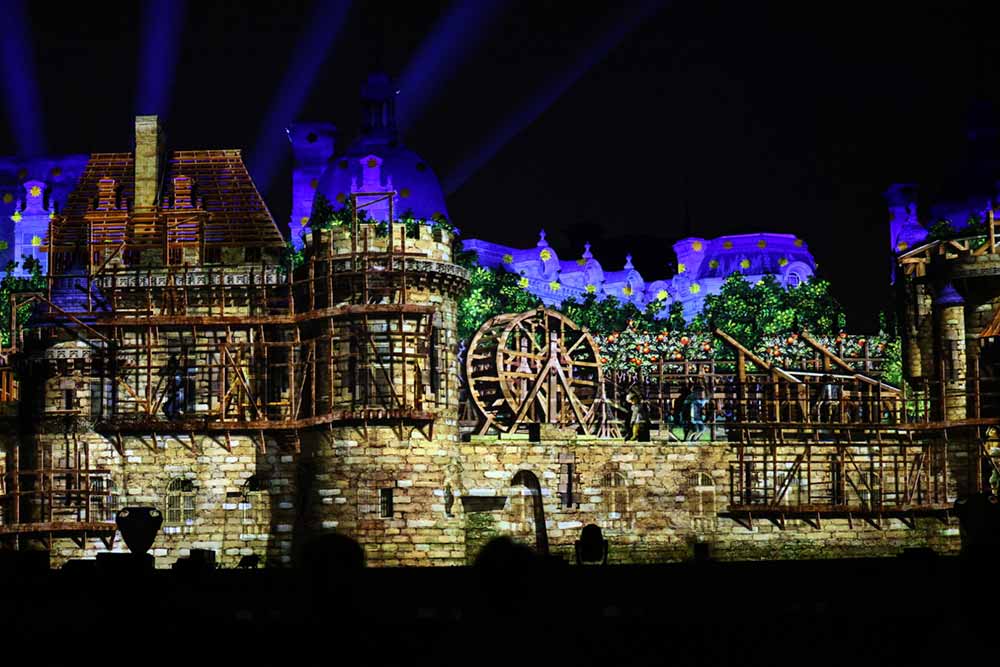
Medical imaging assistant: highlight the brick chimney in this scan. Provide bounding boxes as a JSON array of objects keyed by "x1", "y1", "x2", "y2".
[{"x1": 134, "y1": 115, "x2": 164, "y2": 211}]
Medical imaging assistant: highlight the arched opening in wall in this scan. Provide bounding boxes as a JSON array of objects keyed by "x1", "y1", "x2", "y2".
[
  {"x1": 689, "y1": 472, "x2": 717, "y2": 534},
  {"x1": 164, "y1": 478, "x2": 196, "y2": 533},
  {"x1": 242, "y1": 475, "x2": 270, "y2": 535},
  {"x1": 600, "y1": 471, "x2": 630, "y2": 530},
  {"x1": 506, "y1": 485, "x2": 534, "y2": 538}
]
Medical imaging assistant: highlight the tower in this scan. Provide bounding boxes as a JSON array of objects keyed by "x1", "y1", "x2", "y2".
[
  {"x1": 297, "y1": 195, "x2": 469, "y2": 565},
  {"x1": 11, "y1": 179, "x2": 50, "y2": 276}
]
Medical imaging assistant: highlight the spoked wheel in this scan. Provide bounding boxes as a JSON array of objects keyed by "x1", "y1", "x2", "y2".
[{"x1": 465, "y1": 308, "x2": 603, "y2": 434}]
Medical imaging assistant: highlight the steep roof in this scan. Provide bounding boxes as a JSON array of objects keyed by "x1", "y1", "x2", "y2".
[{"x1": 54, "y1": 149, "x2": 284, "y2": 250}]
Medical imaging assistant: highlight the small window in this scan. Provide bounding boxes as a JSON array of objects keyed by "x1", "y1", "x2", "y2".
[
  {"x1": 429, "y1": 325, "x2": 441, "y2": 394},
  {"x1": 559, "y1": 461, "x2": 577, "y2": 509},
  {"x1": 379, "y1": 488, "x2": 394, "y2": 518},
  {"x1": 205, "y1": 247, "x2": 222, "y2": 264},
  {"x1": 63, "y1": 389, "x2": 75, "y2": 411},
  {"x1": 89, "y1": 477, "x2": 120, "y2": 522},
  {"x1": 690, "y1": 472, "x2": 717, "y2": 533},
  {"x1": 601, "y1": 471, "x2": 630, "y2": 529},
  {"x1": 245, "y1": 247, "x2": 262, "y2": 263},
  {"x1": 166, "y1": 478, "x2": 196, "y2": 525},
  {"x1": 242, "y1": 476, "x2": 269, "y2": 533}
]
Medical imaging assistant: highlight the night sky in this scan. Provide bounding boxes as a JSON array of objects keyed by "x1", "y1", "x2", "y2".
[{"x1": 2, "y1": 0, "x2": 999, "y2": 330}]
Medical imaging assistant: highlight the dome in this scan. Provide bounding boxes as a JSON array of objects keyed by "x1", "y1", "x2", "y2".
[
  {"x1": 316, "y1": 144, "x2": 449, "y2": 223},
  {"x1": 313, "y1": 73, "x2": 449, "y2": 223}
]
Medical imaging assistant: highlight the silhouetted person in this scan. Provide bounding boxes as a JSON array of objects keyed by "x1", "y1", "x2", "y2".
[
  {"x1": 298, "y1": 532, "x2": 365, "y2": 623},
  {"x1": 814, "y1": 374, "x2": 840, "y2": 422},
  {"x1": 685, "y1": 381, "x2": 709, "y2": 441},
  {"x1": 575, "y1": 524, "x2": 609, "y2": 565},
  {"x1": 472, "y1": 537, "x2": 539, "y2": 617},
  {"x1": 673, "y1": 383, "x2": 690, "y2": 432}
]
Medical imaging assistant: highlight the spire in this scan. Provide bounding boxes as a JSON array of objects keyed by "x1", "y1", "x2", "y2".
[
  {"x1": 360, "y1": 72, "x2": 398, "y2": 145},
  {"x1": 536, "y1": 229, "x2": 548, "y2": 247},
  {"x1": 582, "y1": 242, "x2": 592, "y2": 260},
  {"x1": 624, "y1": 254, "x2": 633, "y2": 270}
]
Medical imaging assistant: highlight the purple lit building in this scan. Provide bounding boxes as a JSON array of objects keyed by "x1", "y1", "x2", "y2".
[
  {"x1": 464, "y1": 232, "x2": 816, "y2": 322},
  {"x1": 289, "y1": 73, "x2": 450, "y2": 248},
  {"x1": 0, "y1": 155, "x2": 88, "y2": 276}
]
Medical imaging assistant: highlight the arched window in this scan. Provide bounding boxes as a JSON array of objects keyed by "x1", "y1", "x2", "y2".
[
  {"x1": 690, "y1": 472, "x2": 717, "y2": 533},
  {"x1": 601, "y1": 471, "x2": 630, "y2": 530},
  {"x1": 165, "y1": 478, "x2": 196, "y2": 527},
  {"x1": 242, "y1": 475, "x2": 270, "y2": 534}
]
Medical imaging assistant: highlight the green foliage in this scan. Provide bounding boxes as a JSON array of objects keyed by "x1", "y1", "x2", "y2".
[
  {"x1": 453, "y1": 243, "x2": 479, "y2": 271},
  {"x1": 281, "y1": 242, "x2": 305, "y2": 271},
  {"x1": 457, "y1": 267, "x2": 541, "y2": 341},
  {"x1": 694, "y1": 273, "x2": 844, "y2": 348},
  {"x1": 308, "y1": 192, "x2": 359, "y2": 231},
  {"x1": 927, "y1": 215, "x2": 989, "y2": 242},
  {"x1": 557, "y1": 293, "x2": 644, "y2": 334},
  {"x1": 666, "y1": 301, "x2": 686, "y2": 331},
  {"x1": 881, "y1": 337, "x2": 902, "y2": 387},
  {"x1": 0, "y1": 256, "x2": 46, "y2": 347}
]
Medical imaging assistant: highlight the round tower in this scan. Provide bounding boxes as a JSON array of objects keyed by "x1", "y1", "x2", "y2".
[{"x1": 296, "y1": 203, "x2": 469, "y2": 566}]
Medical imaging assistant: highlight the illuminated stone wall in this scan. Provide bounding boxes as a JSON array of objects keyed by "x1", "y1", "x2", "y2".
[{"x1": 307, "y1": 436, "x2": 966, "y2": 566}]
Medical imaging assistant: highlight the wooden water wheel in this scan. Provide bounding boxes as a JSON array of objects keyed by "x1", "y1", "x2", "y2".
[{"x1": 465, "y1": 308, "x2": 604, "y2": 434}]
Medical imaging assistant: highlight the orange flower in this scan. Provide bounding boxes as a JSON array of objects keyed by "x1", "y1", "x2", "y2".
[
  {"x1": 680, "y1": 336, "x2": 690, "y2": 346},
  {"x1": 673, "y1": 352, "x2": 683, "y2": 360},
  {"x1": 702, "y1": 342, "x2": 712, "y2": 352},
  {"x1": 858, "y1": 339, "x2": 866, "y2": 346},
  {"x1": 649, "y1": 355, "x2": 658, "y2": 362}
]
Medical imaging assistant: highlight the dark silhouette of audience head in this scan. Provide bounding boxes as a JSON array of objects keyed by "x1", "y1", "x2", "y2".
[
  {"x1": 474, "y1": 535, "x2": 537, "y2": 571},
  {"x1": 575, "y1": 524, "x2": 609, "y2": 565},
  {"x1": 472, "y1": 537, "x2": 540, "y2": 616},
  {"x1": 297, "y1": 531, "x2": 366, "y2": 621},
  {"x1": 300, "y1": 532, "x2": 366, "y2": 574}
]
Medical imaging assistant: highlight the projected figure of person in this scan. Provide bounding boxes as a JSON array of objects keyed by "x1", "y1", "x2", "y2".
[
  {"x1": 814, "y1": 374, "x2": 840, "y2": 423},
  {"x1": 624, "y1": 390, "x2": 650, "y2": 441},
  {"x1": 684, "y1": 381, "x2": 709, "y2": 441}
]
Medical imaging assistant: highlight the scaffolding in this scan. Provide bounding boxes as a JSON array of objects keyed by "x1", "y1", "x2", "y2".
[{"x1": 0, "y1": 177, "x2": 469, "y2": 549}]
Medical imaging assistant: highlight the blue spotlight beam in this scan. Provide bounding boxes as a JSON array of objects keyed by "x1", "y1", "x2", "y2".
[
  {"x1": 0, "y1": 0, "x2": 46, "y2": 156},
  {"x1": 442, "y1": 0, "x2": 666, "y2": 195},
  {"x1": 397, "y1": 0, "x2": 509, "y2": 135},
  {"x1": 248, "y1": 0, "x2": 352, "y2": 195},
  {"x1": 136, "y1": 0, "x2": 188, "y2": 118}
]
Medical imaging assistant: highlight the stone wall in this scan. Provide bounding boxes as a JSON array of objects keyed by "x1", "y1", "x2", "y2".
[
  {"x1": 307, "y1": 435, "x2": 966, "y2": 566},
  {"x1": 4, "y1": 426, "x2": 298, "y2": 569}
]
